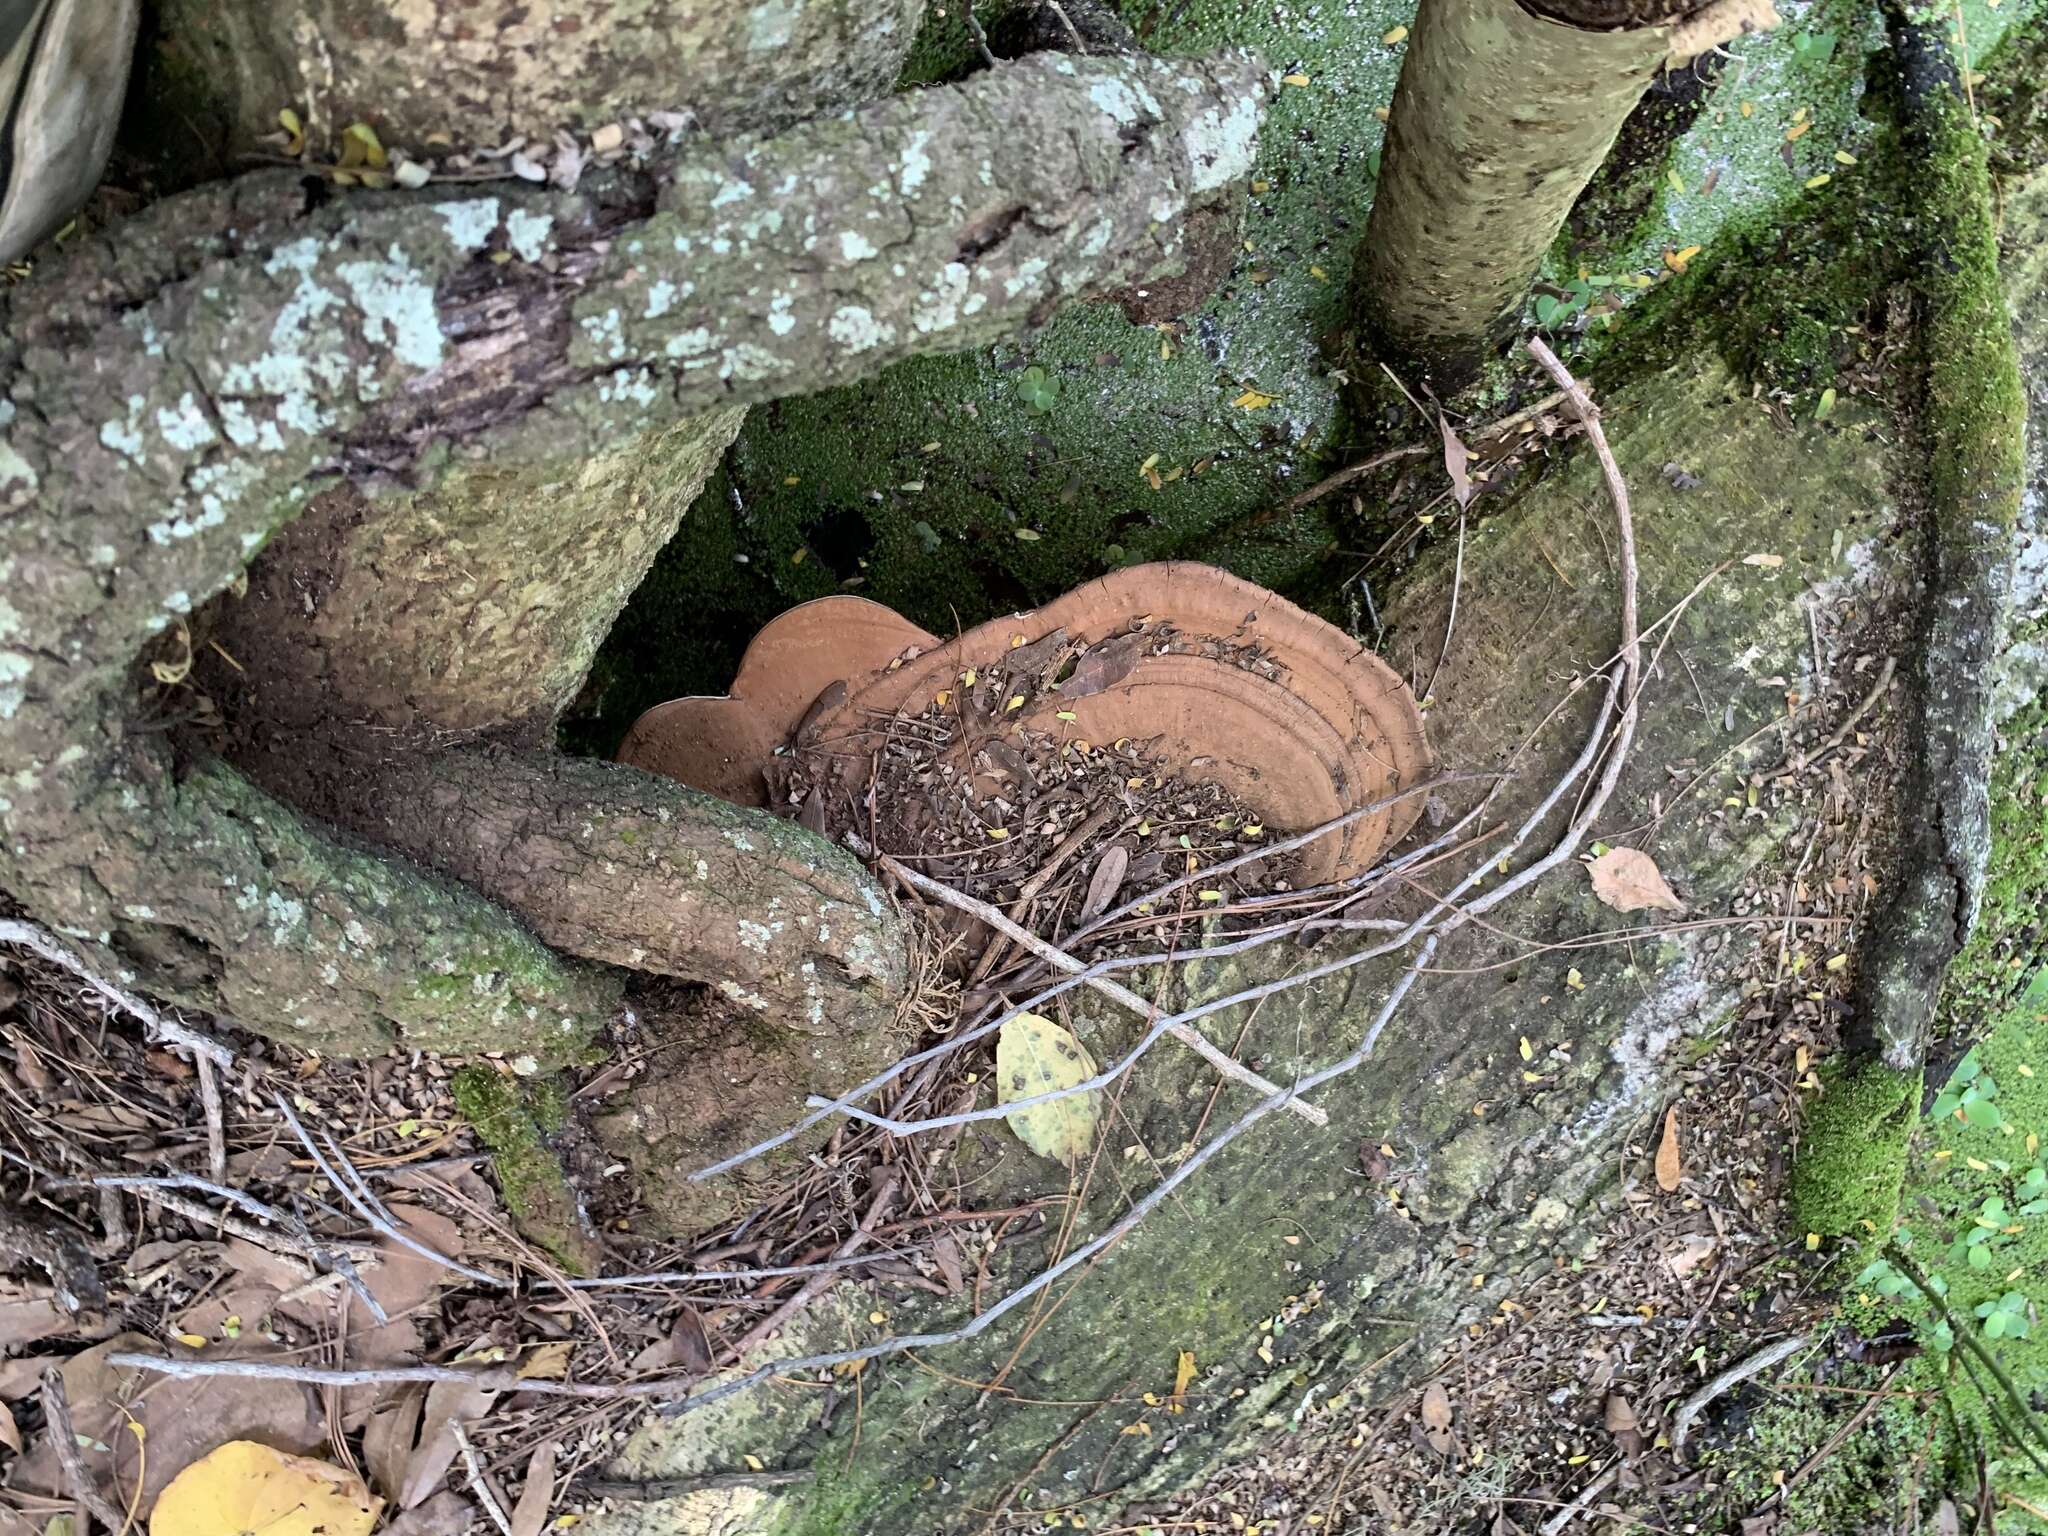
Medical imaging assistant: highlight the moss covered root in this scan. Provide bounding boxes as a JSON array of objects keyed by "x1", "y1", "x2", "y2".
[
  {"x1": 1792, "y1": 1060, "x2": 1923, "y2": 1238},
  {"x1": 1851, "y1": 40, "x2": 2028, "y2": 1072},
  {"x1": 452, "y1": 1065, "x2": 601, "y2": 1276}
]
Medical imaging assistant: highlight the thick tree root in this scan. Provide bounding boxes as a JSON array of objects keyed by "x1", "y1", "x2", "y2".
[
  {"x1": 0, "y1": 50, "x2": 1269, "y2": 1055},
  {"x1": 1851, "y1": 22, "x2": 2027, "y2": 1072},
  {"x1": 337, "y1": 749, "x2": 910, "y2": 1033}
]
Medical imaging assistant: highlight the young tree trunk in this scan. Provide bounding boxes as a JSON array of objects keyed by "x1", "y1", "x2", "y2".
[{"x1": 1352, "y1": 0, "x2": 1775, "y2": 389}]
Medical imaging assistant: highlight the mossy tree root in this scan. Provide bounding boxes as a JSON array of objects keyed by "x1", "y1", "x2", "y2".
[{"x1": 1851, "y1": 16, "x2": 2028, "y2": 1073}]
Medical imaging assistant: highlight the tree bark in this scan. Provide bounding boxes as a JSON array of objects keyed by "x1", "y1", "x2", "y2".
[
  {"x1": 141, "y1": 0, "x2": 926, "y2": 172},
  {"x1": 1351, "y1": 0, "x2": 1773, "y2": 388},
  {"x1": 291, "y1": 749, "x2": 910, "y2": 1030},
  {"x1": 0, "y1": 50, "x2": 1270, "y2": 1055}
]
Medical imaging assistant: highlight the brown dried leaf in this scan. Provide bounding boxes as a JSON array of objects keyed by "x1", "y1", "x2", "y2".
[
  {"x1": 508, "y1": 1440, "x2": 558, "y2": 1536},
  {"x1": 1666, "y1": 1234, "x2": 1718, "y2": 1279},
  {"x1": 1603, "y1": 1394, "x2": 1637, "y2": 1434},
  {"x1": 517, "y1": 1341, "x2": 573, "y2": 1381},
  {"x1": 362, "y1": 1386, "x2": 425, "y2": 1505},
  {"x1": 0, "y1": 1400, "x2": 18, "y2": 1454},
  {"x1": 1438, "y1": 411, "x2": 1474, "y2": 509},
  {"x1": 1059, "y1": 633, "x2": 1142, "y2": 699},
  {"x1": 930, "y1": 1233, "x2": 965, "y2": 1295},
  {"x1": 380, "y1": 1490, "x2": 478, "y2": 1536},
  {"x1": 1587, "y1": 847, "x2": 1684, "y2": 913},
  {"x1": 1655, "y1": 1106, "x2": 1683, "y2": 1193},
  {"x1": 398, "y1": 1381, "x2": 498, "y2": 1509},
  {"x1": 1079, "y1": 845, "x2": 1129, "y2": 923},
  {"x1": 1419, "y1": 1381, "x2": 1454, "y2": 1453}
]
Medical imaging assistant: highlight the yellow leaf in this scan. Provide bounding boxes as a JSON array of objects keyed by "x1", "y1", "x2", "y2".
[
  {"x1": 1055, "y1": 710, "x2": 1076, "y2": 721},
  {"x1": 1664, "y1": 244, "x2": 1702, "y2": 274},
  {"x1": 1564, "y1": 968, "x2": 1585, "y2": 991},
  {"x1": 985, "y1": 827, "x2": 1009, "y2": 840},
  {"x1": 1835, "y1": 150, "x2": 1858, "y2": 165},
  {"x1": 1121, "y1": 1421, "x2": 1152, "y2": 1436},
  {"x1": 1007, "y1": 695, "x2": 1025, "y2": 711},
  {"x1": 1381, "y1": 24, "x2": 1408, "y2": 43},
  {"x1": 1518, "y1": 1037, "x2": 1534, "y2": 1062},
  {"x1": 1174, "y1": 1350, "x2": 1198, "y2": 1397},
  {"x1": 1741, "y1": 100, "x2": 1755, "y2": 117},
  {"x1": 783, "y1": 473, "x2": 800, "y2": 486},
  {"x1": 1199, "y1": 890, "x2": 1224, "y2": 902},
  {"x1": 343, "y1": 122, "x2": 388, "y2": 168},
  {"x1": 743, "y1": 1454, "x2": 766, "y2": 1472},
  {"x1": 1824, "y1": 953, "x2": 1849, "y2": 972},
  {"x1": 1015, "y1": 528, "x2": 1042, "y2": 541},
  {"x1": 1308, "y1": 265, "x2": 1328, "y2": 281},
  {"x1": 1805, "y1": 1232, "x2": 1821, "y2": 1251},
  {"x1": 1742, "y1": 552, "x2": 1785, "y2": 568},
  {"x1": 1232, "y1": 389, "x2": 1278, "y2": 410},
  {"x1": 1666, "y1": 166, "x2": 1687, "y2": 196},
  {"x1": 1281, "y1": 73, "x2": 1311, "y2": 86},
  {"x1": 1138, "y1": 453, "x2": 1161, "y2": 479},
  {"x1": 1805, "y1": 174, "x2": 1831, "y2": 190},
  {"x1": 519, "y1": 1340, "x2": 574, "y2": 1380},
  {"x1": 151, "y1": 1441, "x2": 380, "y2": 1536},
  {"x1": 1785, "y1": 120, "x2": 1811, "y2": 142},
  {"x1": 997, "y1": 1011, "x2": 1101, "y2": 1163},
  {"x1": 175, "y1": 1333, "x2": 208, "y2": 1350}
]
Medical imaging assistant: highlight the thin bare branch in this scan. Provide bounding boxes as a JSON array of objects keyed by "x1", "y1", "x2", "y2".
[
  {"x1": 0, "y1": 919, "x2": 233, "y2": 1069},
  {"x1": 881, "y1": 856, "x2": 1328, "y2": 1127}
]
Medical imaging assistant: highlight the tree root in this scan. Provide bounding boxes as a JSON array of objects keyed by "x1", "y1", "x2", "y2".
[{"x1": 1849, "y1": 13, "x2": 2027, "y2": 1072}]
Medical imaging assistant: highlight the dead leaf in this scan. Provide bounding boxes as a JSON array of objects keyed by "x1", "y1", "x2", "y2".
[
  {"x1": 508, "y1": 1440, "x2": 558, "y2": 1536},
  {"x1": 931, "y1": 1232, "x2": 964, "y2": 1295},
  {"x1": 1437, "y1": 411, "x2": 1474, "y2": 509},
  {"x1": 1603, "y1": 1394, "x2": 1644, "y2": 1456},
  {"x1": 1419, "y1": 1381, "x2": 1454, "y2": 1454},
  {"x1": 1058, "y1": 633, "x2": 1142, "y2": 699},
  {"x1": 151, "y1": 1439, "x2": 380, "y2": 1536},
  {"x1": 1742, "y1": 552, "x2": 1785, "y2": 568},
  {"x1": 1666, "y1": 1234, "x2": 1718, "y2": 1279},
  {"x1": 517, "y1": 1341, "x2": 573, "y2": 1381},
  {"x1": 0, "y1": 1401, "x2": 18, "y2": 1454},
  {"x1": 399, "y1": 1381, "x2": 498, "y2": 1509},
  {"x1": 380, "y1": 1491, "x2": 477, "y2": 1536},
  {"x1": 630, "y1": 1308, "x2": 712, "y2": 1375},
  {"x1": 996, "y1": 1012, "x2": 1101, "y2": 1162},
  {"x1": 363, "y1": 1386, "x2": 425, "y2": 1506},
  {"x1": 1655, "y1": 1107, "x2": 1684, "y2": 1193},
  {"x1": 1079, "y1": 845, "x2": 1129, "y2": 924},
  {"x1": 1172, "y1": 1350, "x2": 1197, "y2": 1400},
  {"x1": 10, "y1": 1335, "x2": 324, "y2": 1517},
  {"x1": 1587, "y1": 847, "x2": 1684, "y2": 914}
]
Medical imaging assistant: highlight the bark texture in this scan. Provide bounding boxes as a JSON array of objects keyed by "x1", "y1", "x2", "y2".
[
  {"x1": 145, "y1": 0, "x2": 925, "y2": 164},
  {"x1": 1849, "y1": 24, "x2": 2025, "y2": 1070},
  {"x1": 300, "y1": 749, "x2": 910, "y2": 1028},
  {"x1": 1350, "y1": 0, "x2": 1769, "y2": 387},
  {"x1": 1351, "y1": 0, "x2": 1667, "y2": 388},
  {"x1": 206, "y1": 410, "x2": 745, "y2": 746},
  {"x1": 0, "y1": 50, "x2": 1268, "y2": 1056}
]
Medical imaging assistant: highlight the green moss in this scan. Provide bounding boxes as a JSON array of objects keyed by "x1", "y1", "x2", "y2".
[
  {"x1": 1792, "y1": 1061, "x2": 1922, "y2": 1237},
  {"x1": 1702, "y1": 1360, "x2": 1948, "y2": 1529},
  {"x1": 451, "y1": 1065, "x2": 600, "y2": 1275}
]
